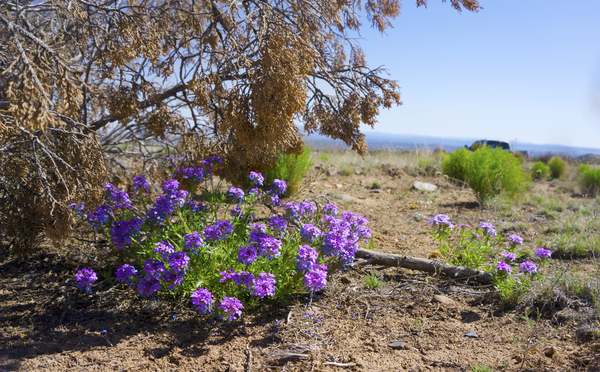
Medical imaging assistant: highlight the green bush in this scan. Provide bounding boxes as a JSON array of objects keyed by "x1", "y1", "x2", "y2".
[
  {"x1": 442, "y1": 147, "x2": 529, "y2": 202},
  {"x1": 576, "y1": 163, "x2": 591, "y2": 176},
  {"x1": 530, "y1": 161, "x2": 549, "y2": 180},
  {"x1": 578, "y1": 165, "x2": 600, "y2": 197},
  {"x1": 547, "y1": 155, "x2": 566, "y2": 179},
  {"x1": 265, "y1": 147, "x2": 313, "y2": 197}
]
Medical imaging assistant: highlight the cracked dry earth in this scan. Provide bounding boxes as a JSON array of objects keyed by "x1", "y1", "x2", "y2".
[{"x1": 1, "y1": 164, "x2": 600, "y2": 371}]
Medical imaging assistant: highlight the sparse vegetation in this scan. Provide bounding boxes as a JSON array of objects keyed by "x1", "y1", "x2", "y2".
[
  {"x1": 548, "y1": 155, "x2": 567, "y2": 179},
  {"x1": 578, "y1": 165, "x2": 600, "y2": 197},
  {"x1": 531, "y1": 161, "x2": 549, "y2": 180}
]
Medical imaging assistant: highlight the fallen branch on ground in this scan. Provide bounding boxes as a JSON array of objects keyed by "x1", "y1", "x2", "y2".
[{"x1": 353, "y1": 248, "x2": 493, "y2": 285}]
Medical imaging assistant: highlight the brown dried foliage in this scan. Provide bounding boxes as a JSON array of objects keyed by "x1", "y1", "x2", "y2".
[{"x1": 0, "y1": 0, "x2": 482, "y2": 250}]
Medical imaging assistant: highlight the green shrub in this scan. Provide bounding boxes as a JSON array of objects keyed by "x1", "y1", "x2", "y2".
[
  {"x1": 547, "y1": 155, "x2": 566, "y2": 179},
  {"x1": 579, "y1": 165, "x2": 600, "y2": 197},
  {"x1": 441, "y1": 148, "x2": 470, "y2": 182},
  {"x1": 576, "y1": 163, "x2": 591, "y2": 176},
  {"x1": 265, "y1": 147, "x2": 313, "y2": 197},
  {"x1": 530, "y1": 161, "x2": 549, "y2": 180},
  {"x1": 442, "y1": 147, "x2": 530, "y2": 202}
]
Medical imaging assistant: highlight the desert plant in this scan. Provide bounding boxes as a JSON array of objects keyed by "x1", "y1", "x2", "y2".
[
  {"x1": 442, "y1": 147, "x2": 530, "y2": 202},
  {"x1": 548, "y1": 156, "x2": 567, "y2": 179},
  {"x1": 579, "y1": 166, "x2": 600, "y2": 197},
  {"x1": 264, "y1": 147, "x2": 313, "y2": 197},
  {"x1": 75, "y1": 158, "x2": 372, "y2": 321},
  {"x1": 364, "y1": 272, "x2": 384, "y2": 290},
  {"x1": 530, "y1": 161, "x2": 549, "y2": 180}
]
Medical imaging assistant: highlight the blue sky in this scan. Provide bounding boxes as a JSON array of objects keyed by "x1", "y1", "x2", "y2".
[{"x1": 354, "y1": 0, "x2": 600, "y2": 148}]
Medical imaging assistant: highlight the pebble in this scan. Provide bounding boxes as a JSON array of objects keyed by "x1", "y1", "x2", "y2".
[
  {"x1": 388, "y1": 341, "x2": 405, "y2": 349},
  {"x1": 432, "y1": 294, "x2": 455, "y2": 305},
  {"x1": 464, "y1": 331, "x2": 479, "y2": 338}
]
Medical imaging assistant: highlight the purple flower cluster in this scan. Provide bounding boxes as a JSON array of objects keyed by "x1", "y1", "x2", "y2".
[
  {"x1": 69, "y1": 202, "x2": 84, "y2": 215},
  {"x1": 252, "y1": 272, "x2": 276, "y2": 298},
  {"x1": 219, "y1": 297, "x2": 244, "y2": 321},
  {"x1": 154, "y1": 241, "x2": 175, "y2": 259},
  {"x1": 137, "y1": 276, "x2": 162, "y2": 297},
  {"x1": 110, "y1": 218, "x2": 143, "y2": 249},
  {"x1": 238, "y1": 245, "x2": 258, "y2": 265},
  {"x1": 296, "y1": 245, "x2": 318, "y2": 272},
  {"x1": 183, "y1": 232, "x2": 204, "y2": 253},
  {"x1": 228, "y1": 187, "x2": 245, "y2": 203},
  {"x1": 479, "y1": 222, "x2": 497, "y2": 237},
  {"x1": 177, "y1": 166, "x2": 205, "y2": 184},
  {"x1": 204, "y1": 220, "x2": 234, "y2": 241},
  {"x1": 220, "y1": 270, "x2": 255, "y2": 290},
  {"x1": 495, "y1": 261, "x2": 512, "y2": 274},
  {"x1": 502, "y1": 252, "x2": 517, "y2": 261},
  {"x1": 323, "y1": 203, "x2": 339, "y2": 216},
  {"x1": 104, "y1": 183, "x2": 132, "y2": 209},
  {"x1": 508, "y1": 234, "x2": 524, "y2": 247},
  {"x1": 87, "y1": 203, "x2": 113, "y2": 230},
  {"x1": 75, "y1": 268, "x2": 98, "y2": 294},
  {"x1": 284, "y1": 202, "x2": 301, "y2": 218},
  {"x1": 115, "y1": 264, "x2": 137, "y2": 284},
  {"x1": 147, "y1": 179, "x2": 189, "y2": 223},
  {"x1": 271, "y1": 179, "x2": 287, "y2": 195},
  {"x1": 168, "y1": 251, "x2": 190, "y2": 272},
  {"x1": 300, "y1": 223, "x2": 322, "y2": 244},
  {"x1": 191, "y1": 288, "x2": 214, "y2": 314},
  {"x1": 248, "y1": 171, "x2": 264, "y2": 186},
  {"x1": 132, "y1": 175, "x2": 149, "y2": 196},
  {"x1": 319, "y1": 211, "x2": 370, "y2": 266},
  {"x1": 268, "y1": 215, "x2": 287, "y2": 233},
  {"x1": 520, "y1": 261, "x2": 538, "y2": 274},
  {"x1": 428, "y1": 214, "x2": 454, "y2": 230},
  {"x1": 300, "y1": 201, "x2": 316, "y2": 217},
  {"x1": 184, "y1": 200, "x2": 208, "y2": 213},
  {"x1": 248, "y1": 226, "x2": 282, "y2": 259},
  {"x1": 535, "y1": 248, "x2": 552, "y2": 259},
  {"x1": 304, "y1": 264, "x2": 328, "y2": 292},
  {"x1": 457, "y1": 223, "x2": 469, "y2": 229}
]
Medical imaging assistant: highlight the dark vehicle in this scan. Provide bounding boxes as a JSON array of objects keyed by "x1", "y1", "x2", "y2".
[
  {"x1": 467, "y1": 139, "x2": 513, "y2": 152},
  {"x1": 516, "y1": 150, "x2": 530, "y2": 159}
]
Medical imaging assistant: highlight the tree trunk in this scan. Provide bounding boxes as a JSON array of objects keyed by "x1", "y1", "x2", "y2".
[{"x1": 354, "y1": 248, "x2": 493, "y2": 285}]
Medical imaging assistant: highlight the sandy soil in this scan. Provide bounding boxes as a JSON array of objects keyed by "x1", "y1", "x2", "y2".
[{"x1": 1, "y1": 164, "x2": 599, "y2": 371}]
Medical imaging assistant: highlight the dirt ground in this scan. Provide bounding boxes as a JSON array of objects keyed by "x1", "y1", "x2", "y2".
[{"x1": 1, "y1": 162, "x2": 600, "y2": 371}]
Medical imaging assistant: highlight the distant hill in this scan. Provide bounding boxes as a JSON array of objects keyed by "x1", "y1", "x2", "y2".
[{"x1": 305, "y1": 131, "x2": 600, "y2": 158}]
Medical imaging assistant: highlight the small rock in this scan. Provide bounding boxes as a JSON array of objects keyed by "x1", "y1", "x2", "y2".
[
  {"x1": 388, "y1": 341, "x2": 405, "y2": 350},
  {"x1": 464, "y1": 331, "x2": 479, "y2": 338},
  {"x1": 544, "y1": 347, "x2": 556, "y2": 357},
  {"x1": 327, "y1": 168, "x2": 338, "y2": 176},
  {"x1": 432, "y1": 295, "x2": 455, "y2": 305},
  {"x1": 413, "y1": 181, "x2": 437, "y2": 192},
  {"x1": 369, "y1": 189, "x2": 383, "y2": 194},
  {"x1": 341, "y1": 195, "x2": 354, "y2": 202},
  {"x1": 336, "y1": 184, "x2": 343, "y2": 189}
]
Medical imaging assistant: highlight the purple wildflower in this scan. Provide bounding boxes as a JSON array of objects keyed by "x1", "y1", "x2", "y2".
[
  {"x1": 304, "y1": 264, "x2": 328, "y2": 292},
  {"x1": 502, "y1": 252, "x2": 517, "y2": 261},
  {"x1": 495, "y1": 261, "x2": 512, "y2": 274},
  {"x1": 284, "y1": 202, "x2": 301, "y2": 218},
  {"x1": 162, "y1": 179, "x2": 180, "y2": 195},
  {"x1": 69, "y1": 202, "x2": 84, "y2": 215},
  {"x1": 219, "y1": 297, "x2": 244, "y2": 321},
  {"x1": 154, "y1": 241, "x2": 175, "y2": 259},
  {"x1": 183, "y1": 232, "x2": 204, "y2": 253},
  {"x1": 191, "y1": 288, "x2": 214, "y2": 314},
  {"x1": 457, "y1": 223, "x2": 469, "y2": 229},
  {"x1": 428, "y1": 214, "x2": 454, "y2": 230},
  {"x1": 535, "y1": 248, "x2": 552, "y2": 259},
  {"x1": 508, "y1": 234, "x2": 524, "y2": 247},
  {"x1": 299, "y1": 201, "x2": 317, "y2": 217},
  {"x1": 300, "y1": 223, "x2": 322, "y2": 244},
  {"x1": 75, "y1": 268, "x2": 97, "y2": 294},
  {"x1": 323, "y1": 203, "x2": 339, "y2": 216},
  {"x1": 115, "y1": 264, "x2": 137, "y2": 283},
  {"x1": 268, "y1": 215, "x2": 287, "y2": 233},
  {"x1": 238, "y1": 245, "x2": 258, "y2": 265},
  {"x1": 252, "y1": 272, "x2": 276, "y2": 298},
  {"x1": 204, "y1": 220, "x2": 234, "y2": 241},
  {"x1": 132, "y1": 175, "x2": 149, "y2": 195},
  {"x1": 479, "y1": 222, "x2": 497, "y2": 237},
  {"x1": 110, "y1": 218, "x2": 143, "y2": 249},
  {"x1": 296, "y1": 245, "x2": 318, "y2": 272},
  {"x1": 272, "y1": 179, "x2": 287, "y2": 195},
  {"x1": 220, "y1": 270, "x2": 255, "y2": 290},
  {"x1": 161, "y1": 270, "x2": 185, "y2": 290},
  {"x1": 248, "y1": 171, "x2": 264, "y2": 186},
  {"x1": 137, "y1": 276, "x2": 161, "y2": 297},
  {"x1": 143, "y1": 259, "x2": 166, "y2": 279},
  {"x1": 228, "y1": 187, "x2": 245, "y2": 203},
  {"x1": 168, "y1": 251, "x2": 190, "y2": 272},
  {"x1": 253, "y1": 235, "x2": 282, "y2": 259},
  {"x1": 356, "y1": 225, "x2": 372, "y2": 242},
  {"x1": 268, "y1": 194, "x2": 281, "y2": 207},
  {"x1": 87, "y1": 203, "x2": 112, "y2": 230},
  {"x1": 104, "y1": 183, "x2": 132, "y2": 209},
  {"x1": 472, "y1": 232, "x2": 482, "y2": 240},
  {"x1": 177, "y1": 167, "x2": 204, "y2": 184},
  {"x1": 520, "y1": 261, "x2": 538, "y2": 274}
]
